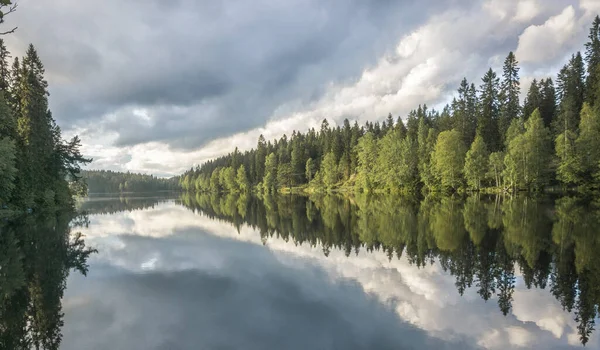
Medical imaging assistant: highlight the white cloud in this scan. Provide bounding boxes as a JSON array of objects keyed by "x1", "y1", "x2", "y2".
[
  {"x1": 580, "y1": 0, "x2": 600, "y2": 16},
  {"x1": 516, "y1": 6, "x2": 579, "y2": 64},
  {"x1": 514, "y1": 0, "x2": 541, "y2": 22},
  {"x1": 55, "y1": 0, "x2": 589, "y2": 176}
]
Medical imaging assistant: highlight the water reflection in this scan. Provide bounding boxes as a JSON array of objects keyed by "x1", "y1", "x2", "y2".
[
  {"x1": 178, "y1": 192, "x2": 600, "y2": 346},
  {"x1": 0, "y1": 211, "x2": 96, "y2": 349}
]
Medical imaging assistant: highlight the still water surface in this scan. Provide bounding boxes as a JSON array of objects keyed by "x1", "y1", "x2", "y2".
[{"x1": 3, "y1": 193, "x2": 600, "y2": 349}]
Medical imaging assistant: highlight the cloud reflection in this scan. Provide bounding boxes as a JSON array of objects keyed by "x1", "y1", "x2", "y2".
[{"x1": 62, "y1": 201, "x2": 597, "y2": 349}]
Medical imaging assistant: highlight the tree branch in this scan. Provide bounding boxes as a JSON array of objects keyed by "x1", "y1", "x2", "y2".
[
  {"x1": 0, "y1": 3, "x2": 17, "y2": 21},
  {"x1": 0, "y1": 26, "x2": 16, "y2": 35}
]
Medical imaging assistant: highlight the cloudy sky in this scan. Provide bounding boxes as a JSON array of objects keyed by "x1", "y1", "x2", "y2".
[
  {"x1": 4, "y1": 0, "x2": 600, "y2": 176},
  {"x1": 61, "y1": 200, "x2": 598, "y2": 349}
]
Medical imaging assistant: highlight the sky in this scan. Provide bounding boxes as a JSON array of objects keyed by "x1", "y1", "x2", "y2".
[
  {"x1": 60, "y1": 200, "x2": 598, "y2": 349},
  {"x1": 4, "y1": 0, "x2": 600, "y2": 177}
]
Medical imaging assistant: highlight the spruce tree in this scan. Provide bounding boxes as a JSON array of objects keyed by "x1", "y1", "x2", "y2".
[
  {"x1": 478, "y1": 68, "x2": 500, "y2": 151},
  {"x1": 523, "y1": 79, "x2": 541, "y2": 120},
  {"x1": 499, "y1": 52, "x2": 521, "y2": 146},
  {"x1": 554, "y1": 53, "x2": 585, "y2": 137},
  {"x1": 539, "y1": 78, "x2": 557, "y2": 128},
  {"x1": 584, "y1": 15, "x2": 600, "y2": 106}
]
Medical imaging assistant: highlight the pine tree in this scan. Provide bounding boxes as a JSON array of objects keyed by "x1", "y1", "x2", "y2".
[
  {"x1": 417, "y1": 117, "x2": 433, "y2": 187},
  {"x1": 585, "y1": 15, "x2": 600, "y2": 106},
  {"x1": 554, "y1": 53, "x2": 585, "y2": 137},
  {"x1": 0, "y1": 38, "x2": 10, "y2": 92},
  {"x1": 0, "y1": 136, "x2": 16, "y2": 203},
  {"x1": 254, "y1": 135, "x2": 267, "y2": 184},
  {"x1": 356, "y1": 132, "x2": 378, "y2": 191},
  {"x1": 464, "y1": 135, "x2": 489, "y2": 190},
  {"x1": 478, "y1": 68, "x2": 501, "y2": 151},
  {"x1": 305, "y1": 158, "x2": 316, "y2": 183},
  {"x1": 539, "y1": 78, "x2": 557, "y2": 128},
  {"x1": 499, "y1": 52, "x2": 521, "y2": 146},
  {"x1": 523, "y1": 79, "x2": 541, "y2": 120}
]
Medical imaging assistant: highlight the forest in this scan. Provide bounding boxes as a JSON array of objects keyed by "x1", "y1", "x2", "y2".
[
  {"x1": 0, "y1": 39, "x2": 89, "y2": 210},
  {"x1": 179, "y1": 17, "x2": 600, "y2": 195},
  {"x1": 83, "y1": 170, "x2": 179, "y2": 194},
  {"x1": 179, "y1": 191, "x2": 600, "y2": 345}
]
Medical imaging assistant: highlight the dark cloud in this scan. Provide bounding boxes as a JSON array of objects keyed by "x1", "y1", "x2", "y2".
[
  {"x1": 62, "y1": 231, "x2": 478, "y2": 350},
  {"x1": 5, "y1": 0, "x2": 466, "y2": 150}
]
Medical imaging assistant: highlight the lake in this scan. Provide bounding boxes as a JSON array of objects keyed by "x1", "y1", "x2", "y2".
[{"x1": 1, "y1": 193, "x2": 599, "y2": 349}]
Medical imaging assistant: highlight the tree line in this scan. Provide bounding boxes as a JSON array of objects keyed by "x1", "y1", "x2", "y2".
[
  {"x1": 82, "y1": 170, "x2": 179, "y2": 194},
  {"x1": 0, "y1": 39, "x2": 89, "y2": 209},
  {"x1": 179, "y1": 17, "x2": 600, "y2": 194},
  {"x1": 179, "y1": 192, "x2": 600, "y2": 345}
]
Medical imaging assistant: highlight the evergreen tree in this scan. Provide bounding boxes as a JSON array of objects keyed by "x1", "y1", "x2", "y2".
[
  {"x1": 523, "y1": 79, "x2": 541, "y2": 120},
  {"x1": 478, "y1": 68, "x2": 501, "y2": 151},
  {"x1": 0, "y1": 136, "x2": 16, "y2": 203},
  {"x1": 554, "y1": 53, "x2": 585, "y2": 137},
  {"x1": 584, "y1": 15, "x2": 600, "y2": 106},
  {"x1": 418, "y1": 117, "x2": 437, "y2": 189},
  {"x1": 356, "y1": 132, "x2": 378, "y2": 191},
  {"x1": 277, "y1": 162, "x2": 293, "y2": 189},
  {"x1": 453, "y1": 78, "x2": 477, "y2": 145},
  {"x1": 254, "y1": 135, "x2": 267, "y2": 184},
  {"x1": 499, "y1": 52, "x2": 521, "y2": 146},
  {"x1": 539, "y1": 78, "x2": 557, "y2": 128}
]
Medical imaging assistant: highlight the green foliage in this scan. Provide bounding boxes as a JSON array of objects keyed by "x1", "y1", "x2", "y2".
[
  {"x1": 555, "y1": 129, "x2": 580, "y2": 185},
  {"x1": 0, "y1": 43, "x2": 90, "y2": 209},
  {"x1": 276, "y1": 162, "x2": 293, "y2": 189},
  {"x1": 464, "y1": 135, "x2": 489, "y2": 190},
  {"x1": 263, "y1": 153, "x2": 277, "y2": 193},
  {"x1": 432, "y1": 129, "x2": 467, "y2": 190},
  {"x1": 305, "y1": 158, "x2": 316, "y2": 182},
  {"x1": 499, "y1": 52, "x2": 521, "y2": 144},
  {"x1": 210, "y1": 167, "x2": 221, "y2": 192},
  {"x1": 175, "y1": 18, "x2": 600, "y2": 193},
  {"x1": 236, "y1": 165, "x2": 250, "y2": 192},
  {"x1": 320, "y1": 151, "x2": 338, "y2": 188},
  {"x1": 504, "y1": 109, "x2": 552, "y2": 189},
  {"x1": 488, "y1": 151, "x2": 505, "y2": 188},
  {"x1": 220, "y1": 166, "x2": 236, "y2": 192},
  {"x1": 177, "y1": 190, "x2": 600, "y2": 345},
  {"x1": 0, "y1": 136, "x2": 16, "y2": 202},
  {"x1": 84, "y1": 170, "x2": 178, "y2": 193},
  {"x1": 356, "y1": 132, "x2": 378, "y2": 191},
  {"x1": 576, "y1": 103, "x2": 600, "y2": 182}
]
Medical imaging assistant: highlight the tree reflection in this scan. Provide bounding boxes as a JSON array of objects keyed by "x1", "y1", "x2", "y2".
[
  {"x1": 179, "y1": 192, "x2": 600, "y2": 346},
  {"x1": 0, "y1": 212, "x2": 96, "y2": 349}
]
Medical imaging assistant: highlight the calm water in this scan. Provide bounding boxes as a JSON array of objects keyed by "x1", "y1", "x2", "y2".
[{"x1": 2, "y1": 193, "x2": 599, "y2": 349}]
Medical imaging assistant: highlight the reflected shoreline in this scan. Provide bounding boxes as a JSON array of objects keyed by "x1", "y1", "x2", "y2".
[{"x1": 178, "y1": 191, "x2": 600, "y2": 346}]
